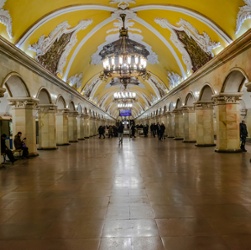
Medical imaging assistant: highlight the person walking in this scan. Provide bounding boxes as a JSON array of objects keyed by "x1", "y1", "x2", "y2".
[
  {"x1": 240, "y1": 120, "x2": 248, "y2": 152},
  {"x1": 159, "y1": 122, "x2": 166, "y2": 141},
  {"x1": 98, "y1": 125, "x2": 105, "y2": 139},
  {"x1": 117, "y1": 122, "x2": 124, "y2": 145}
]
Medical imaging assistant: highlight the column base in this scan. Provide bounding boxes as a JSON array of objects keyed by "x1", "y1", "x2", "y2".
[
  {"x1": 37, "y1": 147, "x2": 58, "y2": 150},
  {"x1": 167, "y1": 136, "x2": 174, "y2": 138},
  {"x1": 183, "y1": 140, "x2": 196, "y2": 143},
  {"x1": 56, "y1": 143, "x2": 70, "y2": 146},
  {"x1": 78, "y1": 138, "x2": 85, "y2": 140},
  {"x1": 195, "y1": 143, "x2": 216, "y2": 147},
  {"x1": 84, "y1": 137, "x2": 89, "y2": 139},
  {"x1": 215, "y1": 148, "x2": 243, "y2": 153},
  {"x1": 69, "y1": 140, "x2": 78, "y2": 143},
  {"x1": 174, "y1": 137, "x2": 183, "y2": 140}
]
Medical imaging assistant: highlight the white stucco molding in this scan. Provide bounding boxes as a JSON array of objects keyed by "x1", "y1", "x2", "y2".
[
  {"x1": 0, "y1": 0, "x2": 12, "y2": 38},
  {"x1": 236, "y1": 0, "x2": 251, "y2": 34}
]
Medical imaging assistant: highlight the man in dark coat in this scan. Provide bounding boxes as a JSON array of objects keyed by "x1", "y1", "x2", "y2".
[
  {"x1": 1, "y1": 134, "x2": 16, "y2": 163},
  {"x1": 240, "y1": 120, "x2": 248, "y2": 152}
]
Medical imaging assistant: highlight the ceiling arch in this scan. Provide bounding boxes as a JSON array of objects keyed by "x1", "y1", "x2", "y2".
[{"x1": 0, "y1": 0, "x2": 250, "y2": 118}]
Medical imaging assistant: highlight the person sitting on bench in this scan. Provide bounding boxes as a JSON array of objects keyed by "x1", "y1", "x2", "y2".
[
  {"x1": 14, "y1": 132, "x2": 29, "y2": 158},
  {"x1": 1, "y1": 134, "x2": 16, "y2": 163}
]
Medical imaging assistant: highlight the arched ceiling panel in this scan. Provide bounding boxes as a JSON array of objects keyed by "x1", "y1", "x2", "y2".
[{"x1": 0, "y1": 0, "x2": 250, "y2": 119}]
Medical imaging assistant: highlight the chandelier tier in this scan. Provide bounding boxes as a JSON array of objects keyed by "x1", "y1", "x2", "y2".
[
  {"x1": 99, "y1": 14, "x2": 149, "y2": 79},
  {"x1": 118, "y1": 103, "x2": 133, "y2": 108},
  {"x1": 114, "y1": 91, "x2": 136, "y2": 101}
]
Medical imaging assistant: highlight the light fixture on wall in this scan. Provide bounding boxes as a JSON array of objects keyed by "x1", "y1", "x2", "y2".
[{"x1": 99, "y1": 14, "x2": 149, "y2": 81}]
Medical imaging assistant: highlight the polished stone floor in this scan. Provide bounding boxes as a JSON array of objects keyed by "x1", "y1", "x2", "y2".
[{"x1": 1, "y1": 136, "x2": 251, "y2": 250}]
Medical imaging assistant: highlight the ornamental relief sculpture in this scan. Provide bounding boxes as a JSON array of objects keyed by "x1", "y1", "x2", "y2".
[
  {"x1": 0, "y1": 0, "x2": 12, "y2": 38},
  {"x1": 29, "y1": 20, "x2": 92, "y2": 76},
  {"x1": 236, "y1": 0, "x2": 251, "y2": 34},
  {"x1": 155, "y1": 18, "x2": 220, "y2": 73},
  {"x1": 213, "y1": 95, "x2": 240, "y2": 105}
]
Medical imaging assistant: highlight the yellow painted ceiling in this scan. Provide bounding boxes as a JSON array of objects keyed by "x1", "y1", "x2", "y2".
[{"x1": 0, "y1": 0, "x2": 250, "y2": 118}]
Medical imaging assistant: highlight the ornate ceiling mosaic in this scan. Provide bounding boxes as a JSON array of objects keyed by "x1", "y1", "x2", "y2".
[{"x1": 0, "y1": 0, "x2": 251, "y2": 118}]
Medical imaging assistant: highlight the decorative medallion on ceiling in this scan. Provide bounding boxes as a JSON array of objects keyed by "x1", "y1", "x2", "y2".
[{"x1": 29, "y1": 20, "x2": 92, "y2": 76}]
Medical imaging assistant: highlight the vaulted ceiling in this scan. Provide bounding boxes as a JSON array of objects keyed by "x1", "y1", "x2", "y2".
[{"x1": 0, "y1": 0, "x2": 250, "y2": 118}]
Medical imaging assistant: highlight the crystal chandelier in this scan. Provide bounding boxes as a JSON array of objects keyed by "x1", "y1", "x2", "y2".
[
  {"x1": 118, "y1": 103, "x2": 133, "y2": 108},
  {"x1": 99, "y1": 14, "x2": 149, "y2": 80},
  {"x1": 114, "y1": 91, "x2": 136, "y2": 101}
]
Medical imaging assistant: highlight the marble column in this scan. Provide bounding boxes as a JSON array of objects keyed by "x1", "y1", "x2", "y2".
[
  {"x1": 167, "y1": 112, "x2": 175, "y2": 138},
  {"x1": 0, "y1": 88, "x2": 6, "y2": 161},
  {"x1": 182, "y1": 106, "x2": 196, "y2": 143},
  {"x1": 173, "y1": 109, "x2": 184, "y2": 140},
  {"x1": 213, "y1": 93, "x2": 242, "y2": 153},
  {"x1": 77, "y1": 114, "x2": 85, "y2": 140},
  {"x1": 9, "y1": 97, "x2": 39, "y2": 157},
  {"x1": 56, "y1": 109, "x2": 70, "y2": 146},
  {"x1": 37, "y1": 104, "x2": 57, "y2": 150},
  {"x1": 68, "y1": 111, "x2": 78, "y2": 142},
  {"x1": 195, "y1": 102, "x2": 215, "y2": 147},
  {"x1": 84, "y1": 114, "x2": 90, "y2": 138}
]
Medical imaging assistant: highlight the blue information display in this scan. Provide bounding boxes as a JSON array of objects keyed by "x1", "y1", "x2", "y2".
[{"x1": 119, "y1": 109, "x2": 131, "y2": 116}]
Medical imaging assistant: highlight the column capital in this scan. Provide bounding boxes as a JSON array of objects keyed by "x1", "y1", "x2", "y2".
[
  {"x1": 38, "y1": 104, "x2": 57, "y2": 112},
  {"x1": 8, "y1": 97, "x2": 39, "y2": 108},
  {"x1": 172, "y1": 108, "x2": 182, "y2": 114},
  {"x1": 212, "y1": 93, "x2": 242, "y2": 105},
  {"x1": 57, "y1": 108, "x2": 69, "y2": 115},
  {"x1": 194, "y1": 101, "x2": 214, "y2": 109},
  {"x1": 0, "y1": 87, "x2": 6, "y2": 97},
  {"x1": 68, "y1": 111, "x2": 79, "y2": 117},
  {"x1": 182, "y1": 105, "x2": 195, "y2": 113}
]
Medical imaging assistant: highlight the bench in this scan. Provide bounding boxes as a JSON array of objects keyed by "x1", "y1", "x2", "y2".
[{"x1": 13, "y1": 149, "x2": 23, "y2": 158}]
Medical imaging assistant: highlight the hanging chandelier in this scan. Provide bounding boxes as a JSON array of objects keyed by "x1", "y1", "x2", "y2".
[
  {"x1": 114, "y1": 91, "x2": 136, "y2": 101},
  {"x1": 99, "y1": 14, "x2": 149, "y2": 80},
  {"x1": 118, "y1": 103, "x2": 133, "y2": 108}
]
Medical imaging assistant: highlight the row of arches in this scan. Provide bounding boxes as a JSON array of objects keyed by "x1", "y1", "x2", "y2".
[
  {"x1": 145, "y1": 69, "x2": 248, "y2": 118},
  {"x1": 1, "y1": 72, "x2": 108, "y2": 120},
  {"x1": 137, "y1": 69, "x2": 250, "y2": 153}
]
